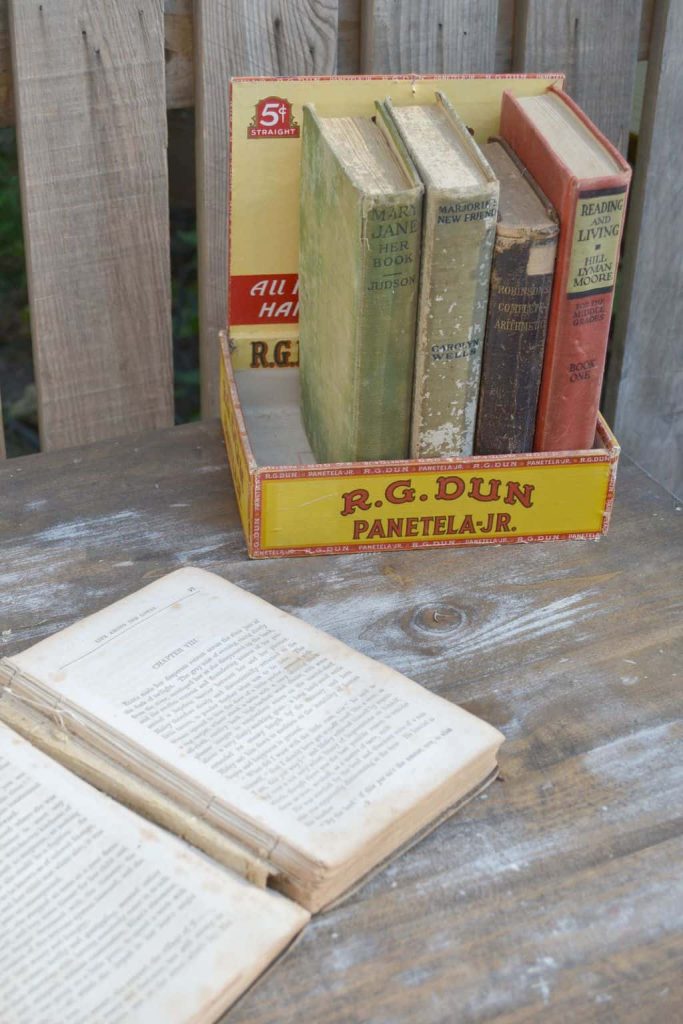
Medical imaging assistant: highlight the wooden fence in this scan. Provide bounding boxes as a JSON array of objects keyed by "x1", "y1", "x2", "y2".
[{"x1": 0, "y1": 0, "x2": 679, "y2": 498}]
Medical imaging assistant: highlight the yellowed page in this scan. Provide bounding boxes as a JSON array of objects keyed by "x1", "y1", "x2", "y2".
[
  {"x1": 0, "y1": 723, "x2": 307, "y2": 1024},
  {"x1": 4, "y1": 568, "x2": 503, "y2": 872},
  {"x1": 0, "y1": 693, "x2": 273, "y2": 887}
]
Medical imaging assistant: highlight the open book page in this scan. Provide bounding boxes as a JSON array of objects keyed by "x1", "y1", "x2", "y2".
[
  {"x1": 0, "y1": 692, "x2": 274, "y2": 887},
  {"x1": 0, "y1": 723, "x2": 308, "y2": 1024},
  {"x1": 4, "y1": 568, "x2": 503, "y2": 872}
]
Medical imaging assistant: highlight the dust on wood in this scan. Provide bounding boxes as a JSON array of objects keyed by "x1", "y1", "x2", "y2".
[{"x1": 1, "y1": 421, "x2": 681, "y2": 1021}]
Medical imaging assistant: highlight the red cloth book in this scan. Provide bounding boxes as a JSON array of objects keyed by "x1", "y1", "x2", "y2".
[{"x1": 500, "y1": 86, "x2": 631, "y2": 451}]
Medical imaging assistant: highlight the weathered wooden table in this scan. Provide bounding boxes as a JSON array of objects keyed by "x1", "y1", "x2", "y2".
[{"x1": 1, "y1": 422, "x2": 681, "y2": 1022}]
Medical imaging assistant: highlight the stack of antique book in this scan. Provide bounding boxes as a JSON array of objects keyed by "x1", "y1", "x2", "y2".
[{"x1": 299, "y1": 84, "x2": 630, "y2": 461}]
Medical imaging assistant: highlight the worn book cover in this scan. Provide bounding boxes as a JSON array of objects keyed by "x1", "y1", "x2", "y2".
[
  {"x1": 298, "y1": 105, "x2": 423, "y2": 463},
  {"x1": 475, "y1": 139, "x2": 558, "y2": 455},
  {"x1": 500, "y1": 86, "x2": 631, "y2": 452},
  {"x1": 383, "y1": 93, "x2": 499, "y2": 458}
]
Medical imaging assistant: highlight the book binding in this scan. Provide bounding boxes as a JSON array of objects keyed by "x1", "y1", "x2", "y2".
[
  {"x1": 475, "y1": 138, "x2": 559, "y2": 455},
  {"x1": 500, "y1": 85, "x2": 631, "y2": 452}
]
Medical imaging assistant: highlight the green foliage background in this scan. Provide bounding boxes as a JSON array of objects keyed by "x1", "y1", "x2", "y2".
[{"x1": 0, "y1": 129, "x2": 34, "y2": 455}]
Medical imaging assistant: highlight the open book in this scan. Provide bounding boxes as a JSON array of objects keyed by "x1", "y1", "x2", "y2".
[{"x1": 0, "y1": 567, "x2": 503, "y2": 1022}]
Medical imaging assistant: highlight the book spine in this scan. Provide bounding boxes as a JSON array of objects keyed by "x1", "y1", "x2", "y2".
[
  {"x1": 534, "y1": 182, "x2": 628, "y2": 451},
  {"x1": 499, "y1": 89, "x2": 631, "y2": 451},
  {"x1": 0, "y1": 685, "x2": 275, "y2": 886},
  {"x1": 299, "y1": 107, "x2": 422, "y2": 464},
  {"x1": 354, "y1": 193, "x2": 423, "y2": 461},
  {"x1": 475, "y1": 227, "x2": 557, "y2": 454},
  {"x1": 411, "y1": 184, "x2": 499, "y2": 458}
]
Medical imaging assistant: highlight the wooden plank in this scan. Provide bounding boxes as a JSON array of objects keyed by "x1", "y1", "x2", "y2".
[
  {"x1": 606, "y1": 0, "x2": 683, "y2": 499},
  {"x1": 0, "y1": 0, "x2": 194, "y2": 125},
  {"x1": 194, "y1": 0, "x2": 339, "y2": 418},
  {"x1": 337, "y1": 0, "x2": 360, "y2": 73},
  {"x1": 513, "y1": 0, "x2": 642, "y2": 154},
  {"x1": 9, "y1": 0, "x2": 173, "y2": 450},
  {"x1": 496, "y1": 0, "x2": 514, "y2": 73},
  {"x1": 236, "y1": 837, "x2": 683, "y2": 1023},
  {"x1": 0, "y1": 0, "x2": 658, "y2": 126},
  {"x1": 164, "y1": 0, "x2": 193, "y2": 110},
  {"x1": 361, "y1": 0, "x2": 498, "y2": 73},
  {"x1": 0, "y1": 422, "x2": 681, "y2": 1019},
  {"x1": 639, "y1": 0, "x2": 657, "y2": 59}
]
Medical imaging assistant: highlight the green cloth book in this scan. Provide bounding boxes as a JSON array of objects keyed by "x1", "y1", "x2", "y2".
[
  {"x1": 299, "y1": 104, "x2": 423, "y2": 463},
  {"x1": 383, "y1": 94, "x2": 499, "y2": 458}
]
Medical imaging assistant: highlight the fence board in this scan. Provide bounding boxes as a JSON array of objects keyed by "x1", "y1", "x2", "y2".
[
  {"x1": 9, "y1": 0, "x2": 173, "y2": 450},
  {"x1": 608, "y1": 0, "x2": 682, "y2": 499},
  {"x1": 0, "y1": 0, "x2": 658, "y2": 126},
  {"x1": 338, "y1": 0, "x2": 360, "y2": 72},
  {"x1": 165, "y1": 0, "x2": 193, "y2": 110},
  {"x1": 195, "y1": 0, "x2": 339, "y2": 417},
  {"x1": 361, "y1": 0, "x2": 498, "y2": 73},
  {"x1": 513, "y1": 0, "x2": 642, "y2": 154},
  {"x1": 496, "y1": 0, "x2": 513, "y2": 72}
]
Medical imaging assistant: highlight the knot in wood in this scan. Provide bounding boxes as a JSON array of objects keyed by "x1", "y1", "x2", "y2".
[{"x1": 411, "y1": 604, "x2": 464, "y2": 636}]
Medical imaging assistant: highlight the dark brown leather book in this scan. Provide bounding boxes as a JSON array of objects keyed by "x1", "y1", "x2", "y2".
[{"x1": 475, "y1": 139, "x2": 558, "y2": 455}]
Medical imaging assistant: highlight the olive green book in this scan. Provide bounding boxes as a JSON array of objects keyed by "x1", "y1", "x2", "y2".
[
  {"x1": 299, "y1": 104, "x2": 424, "y2": 463},
  {"x1": 383, "y1": 94, "x2": 499, "y2": 458}
]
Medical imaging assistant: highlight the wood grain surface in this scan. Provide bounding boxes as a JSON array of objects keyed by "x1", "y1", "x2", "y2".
[
  {"x1": 361, "y1": 0, "x2": 498, "y2": 73},
  {"x1": 8, "y1": 0, "x2": 174, "y2": 451},
  {"x1": 337, "y1": 0, "x2": 361, "y2": 72},
  {"x1": 0, "y1": 420, "x2": 681, "y2": 1021},
  {"x1": 194, "y1": 0, "x2": 339, "y2": 419},
  {"x1": 513, "y1": 0, "x2": 642, "y2": 155},
  {"x1": 164, "y1": 0, "x2": 193, "y2": 110},
  {"x1": 608, "y1": 0, "x2": 683, "y2": 501},
  {"x1": 0, "y1": 0, "x2": 659, "y2": 125}
]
